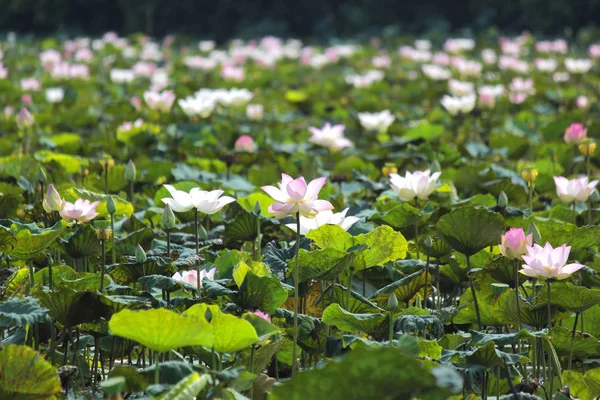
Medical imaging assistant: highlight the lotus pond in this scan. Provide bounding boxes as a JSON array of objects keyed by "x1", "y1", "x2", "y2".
[{"x1": 1, "y1": 32, "x2": 600, "y2": 400}]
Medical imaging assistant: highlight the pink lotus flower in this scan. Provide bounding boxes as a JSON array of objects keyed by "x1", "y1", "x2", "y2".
[
  {"x1": 564, "y1": 123, "x2": 587, "y2": 144},
  {"x1": 59, "y1": 198, "x2": 100, "y2": 223},
  {"x1": 249, "y1": 310, "x2": 271, "y2": 322},
  {"x1": 16, "y1": 107, "x2": 34, "y2": 129},
  {"x1": 0, "y1": 63, "x2": 7, "y2": 79},
  {"x1": 553, "y1": 176, "x2": 599, "y2": 203},
  {"x1": 42, "y1": 184, "x2": 65, "y2": 212},
  {"x1": 234, "y1": 135, "x2": 256, "y2": 152},
  {"x1": 478, "y1": 93, "x2": 495, "y2": 109},
  {"x1": 262, "y1": 174, "x2": 333, "y2": 219},
  {"x1": 308, "y1": 123, "x2": 353, "y2": 151},
  {"x1": 172, "y1": 266, "x2": 216, "y2": 289},
  {"x1": 576, "y1": 96, "x2": 590, "y2": 110},
  {"x1": 499, "y1": 228, "x2": 533, "y2": 259},
  {"x1": 520, "y1": 243, "x2": 584, "y2": 280},
  {"x1": 143, "y1": 89, "x2": 175, "y2": 112},
  {"x1": 21, "y1": 78, "x2": 41, "y2": 91},
  {"x1": 130, "y1": 96, "x2": 142, "y2": 111}
]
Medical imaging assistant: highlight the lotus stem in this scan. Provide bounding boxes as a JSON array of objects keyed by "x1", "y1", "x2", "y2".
[
  {"x1": 424, "y1": 246, "x2": 430, "y2": 310},
  {"x1": 100, "y1": 239, "x2": 106, "y2": 292},
  {"x1": 466, "y1": 255, "x2": 482, "y2": 329},
  {"x1": 166, "y1": 230, "x2": 171, "y2": 257},
  {"x1": 436, "y1": 259, "x2": 441, "y2": 311},
  {"x1": 194, "y1": 208, "x2": 200, "y2": 292},
  {"x1": 250, "y1": 345, "x2": 255, "y2": 399},
  {"x1": 110, "y1": 214, "x2": 116, "y2": 265},
  {"x1": 414, "y1": 198, "x2": 420, "y2": 259},
  {"x1": 346, "y1": 268, "x2": 354, "y2": 309},
  {"x1": 254, "y1": 215, "x2": 261, "y2": 261},
  {"x1": 292, "y1": 211, "x2": 300, "y2": 377},
  {"x1": 29, "y1": 259, "x2": 35, "y2": 288},
  {"x1": 388, "y1": 311, "x2": 394, "y2": 346},
  {"x1": 547, "y1": 279, "x2": 554, "y2": 395},
  {"x1": 155, "y1": 352, "x2": 160, "y2": 385},
  {"x1": 568, "y1": 311, "x2": 579, "y2": 370},
  {"x1": 514, "y1": 259, "x2": 522, "y2": 331}
]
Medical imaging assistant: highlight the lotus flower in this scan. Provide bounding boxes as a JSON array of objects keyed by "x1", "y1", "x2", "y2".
[
  {"x1": 59, "y1": 198, "x2": 100, "y2": 223},
  {"x1": 143, "y1": 89, "x2": 175, "y2": 112},
  {"x1": 172, "y1": 266, "x2": 216, "y2": 289},
  {"x1": 178, "y1": 96, "x2": 215, "y2": 118},
  {"x1": 576, "y1": 96, "x2": 590, "y2": 110},
  {"x1": 43, "y1": 184, "x2": 65, "y2": 212},
  {"x1": 234, "y1": 135, "x2": 256, "y2": 152},
  {"x1": 21, "y1": 77, "x2": 41, "y2": 91},
  {"x1": 249, "y1": 310, "x2": 271, "y2": 322},
  {"x1": 246, "y1": 104, "x2": 264, "y2": 121},
  {"x1": 161, "y1": 185, "x2": 236, "y2": 214},
  {"x1": 308, "y1": 123, "x2": 353, "y2": 151},
  {"x1": 389, "y1": 170, "x2": 441, "y2": 202},
  {"x1": 553, "y1": 176, "x2": 599, "y2": 203},
  {"x1": 262, "y1": 174, "x2": 333, "y2": 219},
  {"x1": 565, "y1": 58, "x2": 593, "y2": 74},
  {"x1": 45, "y1": 88, "x2": 64, "y2": 103},
  {"x1": 499, "y1": 228, "x2": 533, "y2": 259},
  {"x1": 564, "y1": 123, "x2": 587, "y2": 144},
  {"x1": 16, "y1": 107, "x2": 34, "y2": 129},
  {"x1": 358, "y1": 110, "x2": 395, "y2": 133},
  {"x1": 285, "y1": 208, "x2": 360, "y2": 235},
  {"x1": 520, "y1": 243, "x2": 584, "y2": 280},
  {"x1": 440, "y1": 94, "x2": 476, "y2": 115}
]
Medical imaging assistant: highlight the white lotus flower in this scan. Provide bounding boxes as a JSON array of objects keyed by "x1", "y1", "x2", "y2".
[
  {"x1": 178, "y1": 96, "x2": 215, "y2": 118},
  {"x1": 440, "y1": 94, "x2": 476, "y2": 115},
  {"x1": 45, "y1": 87, "x2": 64, "y2": 103},
  {"x1": 285, "y1": 208, "x2": 360, "y2": 235},
  {"x1": 389, "y1": 170, "x2": 441, "y2": 202},
  {"x1": 358, "y1": 110, "x2": 395, "y2": 133},
  {"x1": 565, "y1": 58, "x2": 593, "y2": 74},
  {"x1": 553, "y1": 176, "x2": 599, "y2": 203},
  {"x1": 161, "y1": 185, "x2": 236, "y2": 214}
]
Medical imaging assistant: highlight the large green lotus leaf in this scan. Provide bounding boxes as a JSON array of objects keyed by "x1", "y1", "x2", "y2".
[
  {"x1": 321, "y1": 303, "x2": 386, "y2": 335},
  {"x1": 326, "y1": 284, "x2": 382, "y2": 314},
  {"x1": 108, "y1": 366, "x2": 149, "y2": 392},
  {"x1": 437, "y1": 207, "x2": 505, "y2": 256},
  {"x1": 159, "y1": 372, "x2": 210, "y2": 400},
  {"x1": 0, "y1": 344, "x2": 62, "y2": 399},
  {"x1": 0, "y1": 297, "x2": 49, "y2": 327},
  {"x1": 564, "y1": 304, "x2": 600, "y2": 338},
  {"x1": 270, "y1": 346, "x2": 462, "y2": 400},
  {"x1": 183, "y1": 304, "x2": 258, "y2": 353},
  {"x1": 224, "y1": 210, "x2": 258, "y2": 246},
  {"x1": 34, "y1": 287, "x2": 111, "y2": 327},
  {"x1": 235, "y1": 271, "x2": 289, "y2": 314},
  {"x1": 536, "y1": 282, "x2": 600, "y2": 312},
  {"x1": 107, "y1": 256, "x2": 173, "y2": 284},
  {"x1": 402, "y1": 123, "x2": 445, "y2": 141},
  {"x1": 60, "y1": 220, "x2": 112, "y2": 258},
  {"x1": 232, "y1": 261, "x2": 272, "y2": 287},
  {"x1": 0, "y1": 219, "x2": 68, "y2": 260},
  {"x1": 306, "y1": 224, "x2": 355, "y2": 251},
  {"x1": 34, "y1": 150, "x2": 89, "y2": 174},
  {"x1": 236, "y1": 192, "x2": 276, "y2": 217},
  {"x1": 3, "y1": 268, "x2": 31, "y2": 298},
  {"x1": 62, "y1": 188, "x2": 133, "y2": 217},
  {"x1": 242, "y1": 313, "x2": 281, "y2": 341},
  {"x1": 550, "y1": 327, "x2": 600, "y2": 361},
  {"x1": 495, "y1": 289, "x2": 558, "y2": 329},
  {"x1": 465, "y1": 341, "x2": 525, "y2": 368},
  {"x1": 371, "y1": 269, "x2": 433, "y2": 306},
  {"x1": 470, "y1": 329, "x2": 533, "y2": 347},
  {"x1": 140, "y1": 361, "x2": 195, "y2": 385},
  {"x1": 368, "y1": 202, "x2": 424, "y2": 230},
  {"x1": 109, "y1": 308, "x2": 213, "y2": 352},
  {"x1": 138, "y1": 275, "x2": 197, "y2": 294},
  {"x1": 34, "y1": 264, "x2": 78, "y2": 286},
  {"x1": 291, "y1": 248, "x2": 352, "y2": 283},
  {"x1": 562, "y1": 368, "x2": 600, "y2": 400},
  {"x1": 239, "y1": 340, "x2": 286, "y2": 374},
  {"x1": 508, "y1": 217, "x2": 600, "y2": 250},
  {"x1": 483, "y1": 256, "x2": 527, "y2": 287},
  {"x1": 454, "y1": 277, "x2": 506, "y2": 327}
]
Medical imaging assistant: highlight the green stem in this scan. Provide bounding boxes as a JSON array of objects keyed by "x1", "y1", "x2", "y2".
[
  {"x1": 166, "y1": 230, "x2": 171, "y2": 257},
  {"x1": 547, "y1": 280, "x2": 554, "y2": 395},
  {"x1": 100, "y1": 239, "x2": 106, "y2": 292},
  {"x1": 346, "y1": 268, "x2": 354, "y2": 309},
  {"x1": 110, "y1": 214, "x2": 116, "y2": 265},
  {"x1": 568, "y1": 312, "x2": 579, "y2": 370},
  {"x1": 154, "y1": 351, "x2": 160, "y2": 384},
  {"x1": 424, "y1": 246, "x2": 430, "y2": 310},
  {"x1": 466, "y1": 255, "x2": 482, "y2": 329},
  {"x1": 48, "y1": 262, "x2": 53, "y2": 290},
  {"x1": 528, "y1": 182, "x2": 534, "y2": 212},
  {"x1": 254, "y1": 216, "x2": 261, "y2": 261},
  {"x1": 514, "y1": 259, "x2": 522, "y2": 331},
  {"x1": 587, "y1": 155, "x2": 592, "y2": 225},
  {"x1": 436, "y1": 259, "x2": 441, "y2": 311},
  {"x1": 388, "y1": 312, "x2": 394, "y2": 346},
  {"x1": 292, "y1": 211, "x2": 300, "y2": 377},
  {"x1": 194, "y1": 209, "x2": 200, "y2": 292},
  {"x1": 104, "y1": 163, "x2": 109, "y2": 194},
  {"x1": 414, "y1": 198, "x2": 420, "y2": 259},
  {"x1": 250, "y1": 345, "x2": 255, "y2": 399}
]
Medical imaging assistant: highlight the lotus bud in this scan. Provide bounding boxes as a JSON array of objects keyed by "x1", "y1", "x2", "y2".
[
  {"x1": 161, "y1": 204, "x2": 176, "y2": 230},
  {"x1": 42, "y1": 184, "x2": 65, "y2": 212},
  {"x1": 497, "y1": 191, "x2": 508, "y2": 208},
  {"x1": 16, "y1": 107, "x2": 34, "y2": 129},
  {"x1": 387, "y1": 293, "x2": 398, "y2": 311},
  {"x1": 36, "y1": 166, "x2": 47, "y2": 184},
  {"x1": 107, "y1": 195, "x2": 116, "y2": 215},
  {"x1": 124, "y1": 160, "x2": 136, "y2": 181},
  {"x1": 521, "y1": 167, "x2": 538, "y2": 182},
  {"x1": 526, "y1": 222, "x2": 541, "y2": 244},
  {"x1": 424, "y1": 235, "x2": 433, "y2": 248},
  {"x1": 579, "y1": 139, "x2": 596, "y2": 156},
  {"x1": 430, "y1": 160, "x2": 442, "y2": 173},
  {"x1": 100, "y1": 157, "x2": 114, "y2": 170},
  {"x1": 135, "y1": 244, "x2": 147, "y2": 263},
  {"x1": 382, "y1": 163, "x2": 397, "y2": 177},
  {"x1": 254, "y1": 201, "x2": 261, "y2": 215},
  {"x1": 47, "y1": 254, "x2": 54, "y2": 266}
]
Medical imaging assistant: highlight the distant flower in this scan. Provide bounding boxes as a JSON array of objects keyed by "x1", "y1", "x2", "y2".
[
  {"x1": 178, "y1": 96, "x2": 215, "y2": 118},
  {"x1": 441, "y1": 94, "x2": 476, "y2": 115},
  {"x1": 499, "y1": 228, "x2": 533, "y2": 259},
  {"x1": 42, "y1": 184, "x2": 65, "y2": 212},
  {"x1": 249, "y1": 310, "x2": 272, "y2": 322},
  {"x1": 172, "y1": 266, "x2": 216, "y2": 289},
  {"x1": 16, "y1": 107, "x2": 34, "y2": 129},
  {"x1": 358, "y1": 110, "x2": 395, "y2": 133},
  {"x1": 520, "y1": 243, "x2": 584, "y2": 280},
  {"x1": 478, "y1": 93, "x2": 495, "y2": 109},
  {"x1": 553, "y1": 72, "x2": 570, "y2": 82},
  {"x1": 110, "y1": 68, "x2": 135, "y2": 84},
  {"x1": 564, "y1": 123, "x2": 587, "y2": 144},
  {"x1": 161, "y1": 185, "x2": 235, "y2": 214},
  {"x1": 372, "y1": 54, "x2": 391, "y2": 68},
  {"x1": 510, "y1": 78, "x2": 535, "y2": 95},
  {"x1": 508, "y1": 92, "x2": 528, "y2": 104},
  {"x1": 21, "y1": 78, "x2": 41, "y2": 91},
  {"x1": 389, "y1": 169, "x2": 441, "y2": 202},
  {"x1": 4, "y1": 106, "x2": 13, "y2": 119},
  {"x1": 285, "y1": 208, "x2": 360, "y2": 235},
  {"x1": 39, "y1": 49, "x2": 62, "y2": 66},
  {"x1": 0, "y1": 63, "x2": 7, "y2": 79},
  {"x1": 74, "y1": 48, "x2": 93, "y2": 62},
  {"x1": 565, "y1": 58, "x2": 593, "y2": 74},
  {"x1": 118, "y1": 119, "x2": 144, "y2": 133},
  {"x1": 45, "y1": 88, "x2": 64, "y2": 104},
  {"x1": 143, "y1": 89, "x2": 175, "y2": 112},
  {"x1": 308, "y1": 123, "x2": 353, "y2": 151},
  {"x1": 576, "y1": 96, "x2": 590, "y2": 110},
  {"x1": 234, "y1": 135, "x2": 256, "y2": 153},
  {"x1": 535, "y1": 58, "x2": 557, "y2": 72},
  {"x1": 262, "y1": 174, "x2": 333, "y2": 219},
  {"x1": 199, "y1": 40, "x2": 216, "y2": 52},
  {"x1": 59, "y1": 198, "x2": 100, "y2": 223},
  {"x1": 449, "y1": 79, "x2": 474, "y2": 96},
  {"x1": 130, "y1": 96, "x2": 142, "y2": 111},
  {"x1": 132, "y1": 61, "x2": 157, "y2": 78},
  {"x1": 553, "y1": 176, "x2": 599, "y2": 203},
  {"x1": 481, "y1": 49, "x2": 497, "y2": 64},
  {"x1": 221, "y1": 64, "x2": 245, "y2": 82},
  {"x1": 422, "y1": 64, "x2": 451, "y2": 80},
  {"x1": 22, "y1": 94, "x2": 32, "y2": 106},
  {"x1": 217, "y1": 88, "x2": 253, "y2": 107},
  {"x1": 246, "y1": 104, "x2": 264, "y2": 121}
]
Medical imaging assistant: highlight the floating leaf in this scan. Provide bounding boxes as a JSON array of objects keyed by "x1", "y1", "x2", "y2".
[
  {"x1": 0, "y1": 297, "x2": 49, "y2": 327},
  {"x1": 322, "y1": 303, "x2": 386, "y2": 336},
  {"x1": 0, "y1": 219, "x2": 68, "y2": 260},
  {"x1": 235, "y1": 272, "x2": 289, "y2": 314}
]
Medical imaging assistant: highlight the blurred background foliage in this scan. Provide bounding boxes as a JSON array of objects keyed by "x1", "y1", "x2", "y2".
[{"x1": 0, "y1": 0, "x2": 600, "y2": 40}]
